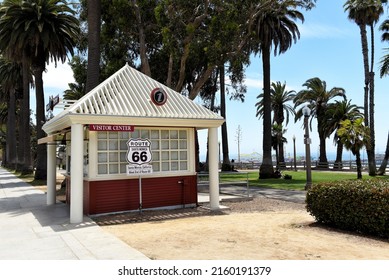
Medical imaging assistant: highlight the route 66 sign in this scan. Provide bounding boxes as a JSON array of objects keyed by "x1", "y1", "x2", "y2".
[{"x1": 126, "y1": 138, "x2": 152, "y2": 165}]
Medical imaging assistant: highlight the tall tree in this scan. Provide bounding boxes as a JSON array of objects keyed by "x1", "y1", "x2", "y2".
[
  {"x1": 294, "y1": 77, "x2": 346, "y2": 168},
  {"x1": 344, "y1": 0, "x2": 386, "y2": 176},
  {"x1": 377, "y1": 6, "x2": 389, "y2": 175},
  {"x1": 338, "y1": 118, "x2": 370, "y2": 179},
  {"x1": 379, "y1": 18, "x2": 389, "y2": 76},
  {"x1": 76, "y1": 0, "x2": 266, "y2": 100},
  {"x1": 0, "y1": 1, "x2": 33, "y2": 174},
  {"x1": 366, "y1": 2, "x2": 384, "y2": 174},
  {"x1": 0, "y1": 0, "x2": 79, "y2": 179},
  {"x1": 324, "y1": 99, "x2": 363, "y2": 169},
  {"x1": 344, "y1": 0, "x2": 372, "y2": 127},
  {"x1": 0, "y1": 58, "x2": 23, "y2": 169},
  {"x1": 256, "y1": 81, "x2": 295, "y2": 168},
  {"x1": 154, "y1": 0, "x2": 263, "y2": 100},
  {"x1": 86, "y1": 0, "x2": 101, "y2": 92},
  {"x1": 252, "y1": 0, "x2": 304, "y2": 178},
  {"x1": 219, "y1": 64, "x2": 231, "y2": 171},
  {"x1": 130, "y1": 0, "x2": 151, "y2": 76}
]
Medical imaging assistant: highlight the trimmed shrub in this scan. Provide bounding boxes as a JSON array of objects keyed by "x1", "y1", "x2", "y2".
[{"x1": 306, "y1": 179, "x2": 389, "y2": 238}]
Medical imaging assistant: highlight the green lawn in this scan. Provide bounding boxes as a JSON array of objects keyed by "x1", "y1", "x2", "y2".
[
  {"x1": 217, "y1": 170, "x2": 388, "y2": 191},
  {"x1": 11, "y1": 167, "x2": 389, "y2": 192}
]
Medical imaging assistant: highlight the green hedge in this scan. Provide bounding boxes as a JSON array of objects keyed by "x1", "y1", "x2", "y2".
[{"x1": 306, "y1": 179, "x2": 389, "y2": 238}]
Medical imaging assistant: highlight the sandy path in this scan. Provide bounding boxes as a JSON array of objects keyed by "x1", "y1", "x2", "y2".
[{"x1": 101, "y1": 209, "x2": 389, "y2": 260}]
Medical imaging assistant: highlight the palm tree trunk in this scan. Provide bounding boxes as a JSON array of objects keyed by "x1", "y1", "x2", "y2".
[
  {"x1": 358, "y1": 23, "x2": 376, "y2": 176},
  {"x1": 220, "y1": 64, "x2": 231, "y2": 171},
  {"x1": 16, "y1": 83, "x2": 24, "y2": 171},
  {"x1": 356, "y1": 150, "x2": 362, "y2": 179},
  {"x1": 275, "y1": 112, "x2": 285, "y2": 168},
  {"x1": 260, "y1": 46, "x2": 274, "y2": 178},
  {"x1": 334, "y1": 139, "x2": 343, "y2": 170},
  {"x1": 318, "y1": 129, "x2": 328, "y2": 168},
  {"x1": 34, "y1": 68, "x2": 47, "y2": 180},
  {"x1": 18, "y1": 55, "x2": 32, "y2": 174},
  {"x1": 358, "y1": 23, "x2": 370, "y2": 127},
  {"x1": 368, "y1": 70, "x2": 376, "y2": 175},
  {"x1": 378, "y1": 131, "x2": 389, "y2": 175},
  {"x1": 6, "y1": 90, "x2": 17, "y2": 169},
  {"x1": 278, "y1": 139, "x2": 285, "y2": 168},
  {"x1": 368, "y1": 24, "x2": 376, "y2": 176},
  {"x1": 86, "y1": 0, "x2": 101, "y2": 93}
]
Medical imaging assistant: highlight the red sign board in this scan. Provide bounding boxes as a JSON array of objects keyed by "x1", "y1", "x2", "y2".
[{"x1": 89, "y1": 124, "x2": 135, "y2": 132}]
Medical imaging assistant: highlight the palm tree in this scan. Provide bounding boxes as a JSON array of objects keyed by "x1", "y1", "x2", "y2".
[
  {"x1": 324, "y1": 99, "x2": 363, "y2": 169},
  {"x1": 252, "y1": 0, "x2": 304, "y2": 178},
  {"x1": 0, "y1": 0, "x2": 79, "y2": 179},
  {"x1": 294, "y1": 77, "x2": 346, "y2": 168},
  {"x1": 0, "y1": 1, "x2": 33, "y2": 174},
  {"x1": 0, "y1": 58, "x2": 23, "y2": 169},
  {"x1": 344, "y1": 0, "x2": 386, "y2": 176},
  {"x1": 338, "y1": 118, "x2": 370, "y2": 179},
  {"x1": 379, "y1": 19, "x2": 389, "y2": 77},
  {"x1": 256, "y1": 81, "x2": 295, "y2": 168}
]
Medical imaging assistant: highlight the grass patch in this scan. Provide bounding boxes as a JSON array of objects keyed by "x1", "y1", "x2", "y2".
[
  {"x1": 218, "y1": 170, "x2": 387, "y2": 191},
  {"x1": 8, "y1": 170, "x2": 46, "y2": 187}
]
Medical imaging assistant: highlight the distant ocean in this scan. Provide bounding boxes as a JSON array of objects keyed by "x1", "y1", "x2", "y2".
[{"x1": 199, "y1": 151, "x2": 373, "y2": 163}]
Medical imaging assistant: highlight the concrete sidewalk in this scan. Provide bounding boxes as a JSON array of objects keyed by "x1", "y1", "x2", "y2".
[{"x1": 0, "y1": 168, "x2": 149, "y2": 260}]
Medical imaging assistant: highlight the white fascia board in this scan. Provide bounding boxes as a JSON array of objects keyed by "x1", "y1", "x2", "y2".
[
  {"x1": 42, "y1": 115, "x2": 73, "y2": 135},
  {"x1": 43, "y1": 113, "x2": 225, "y2": 134},
  {"x1": 69, "y1": 115, "x2": 225, "y2": 128}
]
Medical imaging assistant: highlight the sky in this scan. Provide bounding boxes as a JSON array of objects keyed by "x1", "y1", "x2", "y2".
[{"x1": 41, "y1": 0, "x2": 389, "y2": 162}]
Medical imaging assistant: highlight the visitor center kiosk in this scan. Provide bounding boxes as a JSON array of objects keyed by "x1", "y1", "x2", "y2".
[{"x1": 40, "y1": 64, "x2": 224, "y2": 223}]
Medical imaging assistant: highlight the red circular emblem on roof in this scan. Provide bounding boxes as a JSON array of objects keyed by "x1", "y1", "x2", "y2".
[{"x1": 150, "y1": 88, "x2": 168, "y2": 106}]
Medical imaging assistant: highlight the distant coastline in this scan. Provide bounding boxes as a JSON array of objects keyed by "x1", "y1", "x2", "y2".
[{"x1": 199, "y1": 150, "x2": 378, "y2": 163}]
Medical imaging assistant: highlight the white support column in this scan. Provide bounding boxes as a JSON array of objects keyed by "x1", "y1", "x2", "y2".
[
  {"x1": 208, "y1": 127, "x2": 220, "y2": 210},
  {"x1": 70, "y1": 124, "x2": 84, "y2": 223},
  {"x1": 47, "y1": 142, "x2": 57, "y2": 205}
]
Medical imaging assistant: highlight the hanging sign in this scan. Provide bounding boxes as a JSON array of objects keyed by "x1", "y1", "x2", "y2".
[
  {"x1": 46, "y1": 94, "x2": 60, "y2": 112},
  {"x1": 150, "y1": 87, "x2": 168, "y2": 106},
  {"x1": 126, "y1": 138, "x2": 153, "y2": 175}
]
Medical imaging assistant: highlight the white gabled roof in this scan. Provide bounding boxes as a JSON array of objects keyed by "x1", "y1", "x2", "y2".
[{"x1": 43, "y1": 64, "x2": 224, "y2": 134}]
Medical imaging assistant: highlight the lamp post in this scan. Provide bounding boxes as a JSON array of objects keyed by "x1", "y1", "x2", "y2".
[
  {"x1": 293, "y1": 135, "x2": 297, "y2": 171},
  {"x1": 303, "y1": 106, "x2": 312, "y2": 190}
]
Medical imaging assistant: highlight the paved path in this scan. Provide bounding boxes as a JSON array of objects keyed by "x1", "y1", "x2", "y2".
[
  {"x1": 198, "y1": 183, "x2": 306, "y2": 204},
  {"x1": 0, "y1": 168, "x2": 148, "y2": 260}
]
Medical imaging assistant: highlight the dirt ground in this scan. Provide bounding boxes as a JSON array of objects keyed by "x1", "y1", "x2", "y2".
[{"x1": 94, "y1": 197, "x2": 389, "y2": 260}]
